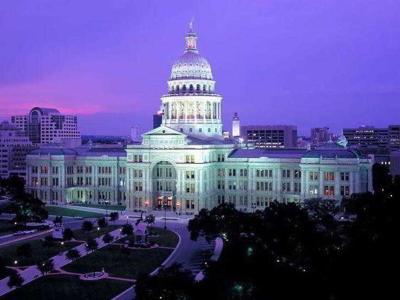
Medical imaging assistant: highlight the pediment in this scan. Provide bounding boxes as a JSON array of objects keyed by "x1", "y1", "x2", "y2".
[{"x1": 142, "y1": 126, "x2": 188, "y2": 147}]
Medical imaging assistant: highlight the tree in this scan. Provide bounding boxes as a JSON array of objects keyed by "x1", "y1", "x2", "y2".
[
  {"x1": 97, "y1": 217, "x2": 107, "y2": 228},
  {"x1": 63, "y1": 228, "x2": 74, "y2": 241},
  {"x1": 16, "y1": 243, "x2": 32, "y2": 258},
  {"x1": 81, "y1": 220, "x2": 93, "y2": 231},
  {"x1": 102, "y1": 233, "x2": 113, "y2": 244},
  {"x1": 7, "y1": 272, "x2": 24, "y2": 288},
  {"x1": 122, "y1": 223, "x2": 133, "y2": 236},
  {"x1": 86, "y1": 238, "x2": 98, "y2": 252},
  {"x1": 109, "y1": 212, "x2": 119, "y2": 221},
  {"x1": 135, "y1": 264, "x2": 195, "y2": 300},
  {"x1": 66, "y1": 249, "x2": 80, "y2": 260},
  {"x1": 37, "y1": 259, "x2": 54, "y2": 275}
]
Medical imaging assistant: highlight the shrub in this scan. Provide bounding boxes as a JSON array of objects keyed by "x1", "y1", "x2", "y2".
[
  {"x1": 97, "y1": 217, "x2": 107, "y2": 228},
  {"x1": 86, "y1": 238, "x2": 98, "y2": 252},
  {"x1": 66, "y1": 249, "x2": 80, "y2": 260},
  {"x1": 122, "y1": 223, "x2": 133, "y2": 236},
  {"x1": 63, "y1": 228, "x2": 74, "y2": 241},
  {"x1": 109, "y1": 212, "x2": 119, "y2": 221},
  {"x1": 37, "y1": 259, "x2": 54, "y2": 275},
  {"x1": 7, "y1": 272, "x2": 24, "y2": 288},
  {"x1": 81, "y1": 221, "x2": 93, "y2": 231},
  {"x1": 102, "y1": 233, "x2": 113, "y2": 244}
]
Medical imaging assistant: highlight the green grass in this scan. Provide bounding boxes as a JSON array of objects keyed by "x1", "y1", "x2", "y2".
[
  {"x1": 46, "y1": 206, "x2": 104, "y2": 218},
  {"x1": 73, "y1": 203, "x2": 126, "y2": 211},
  {"x1": 73, "y1": 225, "x2": 121, "y2": 242},
  {"x1": 63, "y1": 245, "x2": 172, "y2": 279},
  {"x1": 118, "y1": 227, "x2": 179, "y2": 248},
  {"x1": 147, "y1": 227, "x2": 179, "y2": 248},
  {"x1": 3, "y1": 274, "x2": 132, "y2": 300},
  {"x1": 0, "y1": 238, "x2": 81, "y2": 267},
  {"x1": 0, "y1": 220, "x2": 16, "y2": 236}
]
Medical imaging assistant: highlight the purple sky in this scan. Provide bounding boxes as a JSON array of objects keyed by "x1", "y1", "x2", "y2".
[{"x1": 1, "y1": 0, "x2": 400, "y2": 136}]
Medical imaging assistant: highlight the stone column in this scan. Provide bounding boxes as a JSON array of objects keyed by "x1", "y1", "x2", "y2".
[{"x1": 319, "y1": 170, "x2": 324, "y2": 198}]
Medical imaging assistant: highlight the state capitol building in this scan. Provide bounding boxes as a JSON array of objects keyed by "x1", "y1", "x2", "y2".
[{"x1": 25, "y1": 25, "x2": 373, "y2": 213}]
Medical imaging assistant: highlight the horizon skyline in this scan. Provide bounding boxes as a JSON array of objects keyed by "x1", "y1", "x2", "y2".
[{"x1": 1, "y1": 0, "x2": 399, "y2": 136}]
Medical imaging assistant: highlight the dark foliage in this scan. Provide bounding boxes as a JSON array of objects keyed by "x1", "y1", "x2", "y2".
[
  {"x1": 102, "y1": 233, "x2": 113, "y2": 244},
  {"x1": 97, "y1": 217, "x2": 107, "y2": 228},
  {"x1": 86, "y1": 238, "x2": 98, "y2": 252},
  {"x1": 109, "y1": 212, "x2": 119, "y2": 221},
  {"x1": 63, "y1": 228, "x2": 74, "y2": 241},
  {"x1": 66, "y1": 249, "x2": 80, "y2": 260},
  {"x1": 7, "y1": 272, "x2": 24, "y2": 288},
  {"x1": 122, "y1": 223, "x2": 133, "y2": 236},
  {"x1": 81, "y1": 221, "x2": 93, "y2": 231},
  {"x1": 38, "y1": 259, "x2": 54, "y2": 275}
]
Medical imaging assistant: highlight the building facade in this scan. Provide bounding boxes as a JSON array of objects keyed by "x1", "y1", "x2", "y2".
[
  {"x1": 0, "y1": 121, "x2": 35, "y2": 179},
  {"x1": 241, "y1": 125, "x2": 298, "y2": 148},
  {"x1": 25, "y1": 25, "x2": 373, "y2": 213},
  {"x1": 11, "y1": 107, "x2": 81, "y2": 146}
]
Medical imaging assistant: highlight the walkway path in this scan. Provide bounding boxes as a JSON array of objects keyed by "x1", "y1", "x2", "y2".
[{"x1": 0, "y1": 227, "x2": 125, "y2": 297}]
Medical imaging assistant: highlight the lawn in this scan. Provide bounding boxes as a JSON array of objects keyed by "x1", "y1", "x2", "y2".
[
  {"x1": 0, "y1": 238, "x2": 81, "y2": 267},
  {"x1": 3, "y1": 274, "x2": 132, "y2": 300},
  {"x1": 73, "y1": 225, "x2": 121, "y2": 242},
  {"x1": 147, "y1": 227, "x2": 179, "y2": 248},
  {"x1": 46, "y1": 206, "x2": 104, "y2": 218},
  {"x1": 118, "y1": 227, "x2": 179, "y2": 248},
  {"x1": 0, "y1": 220, "x2": 16, "y2": 236},
  {"x1": 63, "y1": 245, "x2": 172, "y2": 279},
  {"x1": 74, "y1": 203, "x2": 126, "y2": 211}
]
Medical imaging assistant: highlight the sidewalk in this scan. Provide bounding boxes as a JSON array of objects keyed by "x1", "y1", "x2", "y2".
[{"x1": 0, "y1": 227, "x2": 125, "y2": 297}]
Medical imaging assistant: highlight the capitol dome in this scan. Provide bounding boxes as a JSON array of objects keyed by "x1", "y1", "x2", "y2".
[{"x1": 170, "y1": 24, "x2": 213, "y2": 80}]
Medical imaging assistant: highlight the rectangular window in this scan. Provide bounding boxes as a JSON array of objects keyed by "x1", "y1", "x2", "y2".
[
  {"x1": 340, "y1": 172, "x2": 350, "y2": 181},
  {"x1": 324, "y1": 172, "x2": 335, "y2": 181},
  {"x1": 324, "y1": 185, "x2": 335, "y2": 196}
]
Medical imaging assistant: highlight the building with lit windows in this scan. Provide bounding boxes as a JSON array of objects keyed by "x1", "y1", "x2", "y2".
[
  {"x1": 25, "y1": 25, "x2": 373, "y2": 213},
  {"x1": 11, "y1": 107, "x2": 81, "y2": 146}
]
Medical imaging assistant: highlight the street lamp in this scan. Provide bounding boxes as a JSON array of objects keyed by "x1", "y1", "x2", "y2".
[{"x1": 163, "y1": 197, "x2": 167, "y2": 230}]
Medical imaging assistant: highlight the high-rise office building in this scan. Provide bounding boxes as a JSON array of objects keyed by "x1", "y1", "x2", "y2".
[
  {"x1": 153, "y1": 111, "x2": 163, "y2": 129},
  {"x1": 11, "y1": 107, "x2": 81, "y2": 146},
  {"x1": 0, "y1": 121, "x2": 35, "y2": 178},
  {"x1": 241, "y1": 125, "x2": 298, "y2": 148}
]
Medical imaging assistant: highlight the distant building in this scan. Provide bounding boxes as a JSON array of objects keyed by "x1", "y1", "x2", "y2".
[
  {"x1": 390, "y1": 151, "x2": 400, "y2": 177},
  {"x1": 130, "y1": 126, "x2": 141, "y2": 143},
  {"x1": 11, "y1": 107, "x2": 81, "y2": 146},
  {"x1": 343, "y1": 126, "x2": 389, "y2": 150},
  {"x1": 232, "y1": 112, "x2": 240, "y2": 138},
  {"x1": 241, "y1": 125, "x2": 297, "y2": 148},
  {"x1": 0, "y1": 121, "x2": 35, "y2": 179},
  {"x1": 153, "y1": 111, "x2": 163, "y2": 129},
  {"x1": 311, "y1": 127, "x2": 331, "y2": 146}
]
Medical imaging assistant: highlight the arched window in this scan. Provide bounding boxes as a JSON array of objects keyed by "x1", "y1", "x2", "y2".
[
  {"x1": 203, "y1": 85, "x2": 206, "y2": 93},
  {"x1": 189, "y1": 85, "x2": 194, "y2": 92},
  {"x1": 196, "y1": 84, "x2": 200, "y2": 92},
  {"x1": 176, "y1": 86, "x2": 180, "y2": 93},
  {"x1": 182, "y1": 85, "x2": 187, "y2": 92}
]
